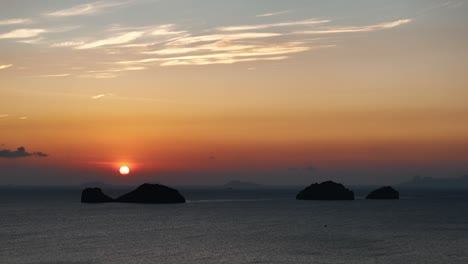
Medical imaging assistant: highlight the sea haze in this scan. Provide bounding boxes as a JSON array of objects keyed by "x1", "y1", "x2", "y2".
[{"x1": 1, "y1": 187, "x2": 468, "y2": 264}]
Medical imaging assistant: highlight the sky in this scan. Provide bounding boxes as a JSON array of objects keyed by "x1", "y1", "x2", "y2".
[{"x1": 0, "y1": 0, "x2": 467, "y2": 186}]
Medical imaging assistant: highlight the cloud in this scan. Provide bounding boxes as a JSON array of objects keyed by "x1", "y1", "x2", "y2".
[
  {"x1": 45, "y1": 0, "x2": 130, "y2": 17},
  {"x1": 51, "y1": 41, "x2": 85, "y2": 47},
  {"x1": 0, "y1": 114, "x2": 8, "y2": 118},
  {"x1": 256, "y1": 10, "x2": 292, "y2": 18},
  {"x1": 169, "y1": 32, "x2": 281, "y2": 45},
  {"x1": 92, "y1": 94, "x2": 106, "y2": 99},
  {"x1": 295, "y1": 19, "x2": 412, "y2": 34},
  {"x1": 159, "y1": 56, "x2": 288, "y2": 66},
  {"x1": 34, "y1": 74, "x2": 71, "y2": 78},
  {"x1": 3, "y1": 26, "x2": 80, "y2": 41},
  {"x1": 0, "y1": 147, "x2": 48, "y2": 159},
  {"x1": 217, "y1": 19, "x2": 330, "y2": 32},
  {"x1": 0, "y1": 28, "x2": 46, "y2": 39},
  {"x1": 91, "y1": 93, "x2": 116, "y2": 99},
  {"x1": 151, "y1": 24, "x2": 187, "y2": 36},
  {"x1": 79, "y1": 72, "x2": 118, "y2": 79},
  {"x1": 76, "y1": 31, "x2": 145, "y2": 49},
  {"x1": 0, "y1": 18, "x2": 33, "y2": 26},
  {"x1": 17, "y1": 37, "x2": 44, "y2": 44},
  {"x1": 0, "y1": 64, "x2": 13, "y2": 70},
  {"x1": 119, "y1": 53, "x2": 287, "y2": 65},
  {"x1": 120, "y1": 40, "x2": 312, "y2": 66}
]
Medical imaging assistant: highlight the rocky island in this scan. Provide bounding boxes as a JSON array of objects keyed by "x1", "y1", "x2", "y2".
[
  {"x1": 81, "y1": 183, "x2": 186, "y2": 204},
  {"x1": 296, "y1": 181, "x2": 355, "y2": 200},
  {"x1": 366, "y1": 186, "x2": 399, "y2": 200},
  {"x1": 116, "y1": 183, "x2": 186, "y2": 204},
  {"x1": 81, "y1": 188, "x2": 114, "y2": 203}
]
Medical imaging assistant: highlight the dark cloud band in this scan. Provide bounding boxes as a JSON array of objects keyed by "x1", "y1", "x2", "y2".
[{"x1": 0, "y1": 147, "x2": 48, "y2": 159}]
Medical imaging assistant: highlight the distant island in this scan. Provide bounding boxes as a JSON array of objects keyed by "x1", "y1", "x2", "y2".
[
  {"x1": 399, "y1": 175, "x2": 468, "y2": 189},
  {"x1": 81, "y1": 183, "x2": 186, "y2": 204},
  {"x1": 366, "y1": 186, "x2": 399, "y2": 200},
  {"x1": 296, "y1": 181, "x2": 355, "y2": 200}
]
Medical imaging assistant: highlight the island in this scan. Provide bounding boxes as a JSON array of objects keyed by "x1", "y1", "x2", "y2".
[
  {"x1": 366, "y1": 186, "x2": 399, "y2": 200},
  {"x1": 81, "y1": 188, "x2": 114, "y2": 203},
  {"x1": 116, "y1": 183, "x2": 186, "y2": 204},
  {"x1": 81, "y1": 183, "x2": 186, "y2": 204},
  {"x1": 296, "y1": 181, "x2": 355, "y2": 200}
]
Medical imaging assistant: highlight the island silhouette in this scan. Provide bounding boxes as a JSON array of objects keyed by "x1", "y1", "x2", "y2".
[
  {"x1": 81, "y1": 183, "x2": 186, "y2": 204},
  {"x1": 296, "y1": 181, "x2": 355, "y2": 200},
  {"x1": 366, "y1": 186, "x2": 399, "y2": 200},
  {"x1": 81, "y1": 181, "x2": 402, "y2": 203}
]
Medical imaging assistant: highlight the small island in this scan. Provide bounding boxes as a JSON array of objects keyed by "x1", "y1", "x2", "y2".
[
  {"x1": 366, "y1": 186, "x2": 399, "y2": 200},
  {"x1": 116, "y1": 183, "x2": 186, "y2": 204},
  {"x1": 296, "y1": 181, "x2": 355, "y2": 200},
  {"x1": 81, "y1": 183, "x2": 186, "y2": 204},
  {"x1": 81, "y1": 188, "x2": 114, "y2": 203}
]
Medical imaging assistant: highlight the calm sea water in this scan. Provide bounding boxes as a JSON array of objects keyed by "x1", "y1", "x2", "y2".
[{"x1": 1, "y1": 187, "x2": 467, "y2": 264}]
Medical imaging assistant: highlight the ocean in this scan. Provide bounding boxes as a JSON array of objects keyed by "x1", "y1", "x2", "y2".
[{"x1": 1, "y1": 187, "x2": 467, "y2": 264}]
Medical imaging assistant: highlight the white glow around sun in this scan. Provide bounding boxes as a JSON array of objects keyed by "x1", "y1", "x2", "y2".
[{"x1": 119, "y1": 166, "x2": 130, "y2": 175}]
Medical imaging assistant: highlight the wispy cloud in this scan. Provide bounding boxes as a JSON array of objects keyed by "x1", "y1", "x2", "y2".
[
  {"x1": 34, "y1": 73, "x2": 71, "y2": 78},
  {"x1": 45, "y1": 0, "x2": 131, "y2": 17},
  {"x1": 0, "y1": 18, "x2": 33, "y2": 26},
  {"x1": 218, "y1": 19, "x2": 329, "y2": 32},
  {"x1": 159, "y1": 56, "x2": 288, "y2": 66},
  {"x1": 151, "y1": 24, "x2": 187, "y2": 36},
  {"x1": 0, "y1": 64, "x2": 13, "y2": 70},
  {"x1": 295, "y1": 19, "x2": 412, "y2": 34},
  {"x1": 256, "y1": 10, "x2": 292, "y2": 18},
  {"x1": 92, "y1": 94, "x2": 106, "y2": 99},
  {"x1": 118, "y1": 41, "x2": 310, "y2": 66},
  {"x1": 76, "y1": 31, "x2": 144, "y2": 49},
  {"x1": 0, "y1": 114, "x2": 8, "y2": 118},
  {"x1": 51, "y1": 41, "x2": 85, "y2": 47},
  {"x1": 0, "y1": 28, "x2": 46, "y2": 39},
  {"x1": 79, "y1": 72, "x2": 118, "y2": 79},
  {"x1": 17, "y1": 37, "x2": 44, "y2": 44},
  {"x1": 92, "y1": 93, "x2": 115, "y2": 99},
  {"x1": 169, "y1": 32, "x2": 281, "y2": 45},
  {"x1": 0, "y1": 25, "x2": 78, "y2": 40}
]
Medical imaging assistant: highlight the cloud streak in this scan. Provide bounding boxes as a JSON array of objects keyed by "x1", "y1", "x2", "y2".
[
  {"x1": 256, "y1": 10, "x2": 292, "y2": 18},
  {"x1": 51, "y1": 41, "x2": 85, "y2": 47},
  {"x1": 295, "y1": 19, "x2": 412, "y2": 34},
  {"x1": 0, "y1": 64, "x2": 13, "y2": 70},
  {"x1": 218, "y1": 19, "x2": 330, "y2": 32},
  {"x1": 0, "y1": 18, "x2": 33, "y2": 26},
  {"x1": 92, "y1": 93, "x2": 115, "y2": 99},
  {"x1": 0, "y1": 28, "x2": 46, "y2": 39},
  {"x1": 45, "y1": 0, "x2": 130, "y2": 17},
  {"x1": 0, "y1": 147, "x2": 48, "y2": 159},
  {"x1": 34, "y1": 74, "x2": 71, "y2": 78},
  {"x1": 76, "y1": 31, "x2": 145, "y2": 49},
  {"x1": 118, "y1": 41, "x2": 311, "y2": 66}
]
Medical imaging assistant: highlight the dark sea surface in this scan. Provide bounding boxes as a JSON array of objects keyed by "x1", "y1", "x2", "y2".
[{"x1": 1, "y1": 187, "x2": 468, "y2": 264}]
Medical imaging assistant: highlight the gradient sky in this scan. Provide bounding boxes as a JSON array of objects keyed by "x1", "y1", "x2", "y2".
[{"x1": 1, "y1": 0, "x2": 467, "y2": 185}]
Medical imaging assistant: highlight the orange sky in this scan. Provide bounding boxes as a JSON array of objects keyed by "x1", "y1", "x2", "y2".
[{"x1": 1, "y1": 0, "x2": 468, "y2": 185}]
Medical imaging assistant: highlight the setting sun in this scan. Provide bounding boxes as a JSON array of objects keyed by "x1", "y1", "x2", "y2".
[{"x1": 119, "y1": 166, "x2": 130, "y2": 175}]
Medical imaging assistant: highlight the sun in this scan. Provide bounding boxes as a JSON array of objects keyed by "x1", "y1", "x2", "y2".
[{"x1": 119, "y1": 166, "x2": 130, "y2": 175}]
